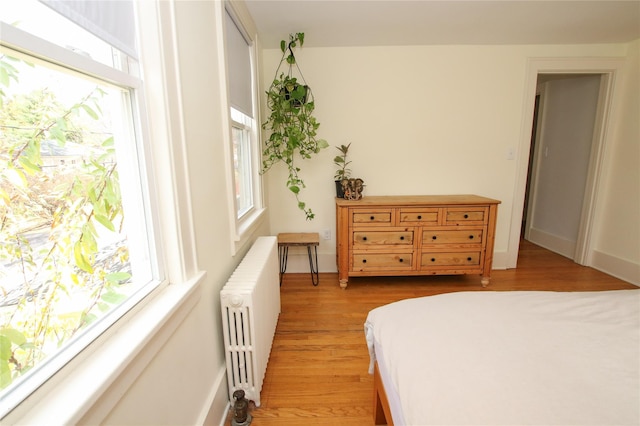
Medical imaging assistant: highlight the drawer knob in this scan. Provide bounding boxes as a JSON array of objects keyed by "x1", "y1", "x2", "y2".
[
  {"x1": 362, "y1": 259, "x2": 367, "y2": 263},
  {"x1": 469, "y1": 235, "x2": 474, "y2": 239},
  {"x1": 467, "y1": 257, "x2": 472, "y2": 261},
  {"x1": 400, "y1": 236, "x2": 405, "y2": 240},
  {"x1": 399, "y1": 258, "x2": 404, "y2": 263},
  {"x1": 432, "y1": 236, "x2": 437, "y2": 240},
  {"x1": 362, "y1": 236, "x2": 367, "y2": 241},
  {"x1": 464, "y1": 214, "x2": 469, "y2": 219},
  {"x1": 431, "y1": 258, "x2": 436, "y2": 262},
  {"x1": 370, "y1": 216, "x2": 375, "y2": 220},
  {"x1": 417, "y1": 215, "x2": 422, "y2": 219}
]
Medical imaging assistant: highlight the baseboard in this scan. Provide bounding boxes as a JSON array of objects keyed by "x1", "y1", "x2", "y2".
[
  {"x1": 281, "y1": 252, "x2": 337, "y2": 273},
  {"x1": 491, "y1": 250, "x2": 509, "y2": 270},
  {"x1": 200, "y1": 365, "x2": 230, "y2": 426},
  {"x1": 527, "y1": 228, "x2": 576, "y2": 259},
  {"x1": 590, "y1": 250, "x2": 640, "y2": 286}
]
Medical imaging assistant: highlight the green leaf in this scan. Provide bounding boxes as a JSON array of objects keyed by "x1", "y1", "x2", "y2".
[
  {"x1": 289, "y1": 185, "x2": 300, "y2": 194},
  {"x1": 101, "y1": 291, "x2": 127, "y2": 305},
  {"x1": 0, "y1": 67, "x2": 8, "y2": 87},
  {"x1": 317, "y1": 139, "x2": 329, "y2": 149},
  {"x1": 94, "y1": 214, "x2": 115, "y2": 231},
  {"x1": 105, "y1": 272, "x2": 131, "y2": 284},
  {"x1": 0, "y1": 336, "x2": 12, "y2": 361},
  {"x1": 18, "y1": 156, "x2": 41, "y2": 175},
  {"x1": 0, "y1": 328, "x2": 26, "y2": 346},
  {"x1": 0, "y1": 360, "x2": 11, "y2": 389},
  {"x1": 81, "y1": 313, "x2": 98, "y2": 326},
  {"x1": 73, "y1": 241, "x2": 93, "y2": 273},
  {"x1": 80, "y1": 103, "x2": 99, "y2": 119}
]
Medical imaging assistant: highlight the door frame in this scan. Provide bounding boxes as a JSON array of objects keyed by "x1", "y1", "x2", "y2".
[{"x1": 506, "y1": 57, "x2": 625, "y2": 268}]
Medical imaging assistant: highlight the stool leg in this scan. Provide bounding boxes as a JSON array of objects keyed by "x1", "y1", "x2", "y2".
[
  {"x1": 306, "y1": 245, "x2": 319, "y2": 286},
  {"x1": 279, "y1": 245, "x2": 289, "y2": 286}
]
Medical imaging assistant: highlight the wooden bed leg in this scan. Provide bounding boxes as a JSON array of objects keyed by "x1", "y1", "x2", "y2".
[{"x1": 373, "y1": 362, "x2": 393, "y2": 425}]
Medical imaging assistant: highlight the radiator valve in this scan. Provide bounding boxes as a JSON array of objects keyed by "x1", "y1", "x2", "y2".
[{"x1": 231, "y1": 390, "x2": 252, "y2": 426}]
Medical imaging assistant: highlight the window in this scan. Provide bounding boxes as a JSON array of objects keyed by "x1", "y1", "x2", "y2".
[
  {"x1": 0, "y1": 0, "x2": 159, "y2": 414},
  {"x1": 231, "y1": 107, "x2": 254, "y2": 217},
  {"x1": 224, "y1": 7, "x2": 262, "y2": 239}
]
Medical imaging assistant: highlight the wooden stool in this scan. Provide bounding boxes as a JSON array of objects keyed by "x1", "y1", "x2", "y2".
[{"x1": 277, "y1": 233, "x2": 319, "y2": 286}]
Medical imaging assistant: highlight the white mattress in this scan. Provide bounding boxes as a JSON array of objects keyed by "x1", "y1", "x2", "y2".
[{"x1": 364, "y1": 290, "x2": 640, "y2": 425}]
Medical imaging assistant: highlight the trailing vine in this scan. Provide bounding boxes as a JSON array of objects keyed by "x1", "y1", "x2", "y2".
[{"x1": 261, "y1": 33, "x2": 328, "y2": 220}]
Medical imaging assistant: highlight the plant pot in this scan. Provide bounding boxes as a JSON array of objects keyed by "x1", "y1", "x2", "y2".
[
  {"x1": 335, "y1": 180, "x2": 345, "y2": 198},
  {"x1": 280, "y1": 83, "x2": 309, "y2": 107}
]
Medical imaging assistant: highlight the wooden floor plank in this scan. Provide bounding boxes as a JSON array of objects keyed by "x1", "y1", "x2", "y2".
[{"x1": 225, "y1": 240, "x2": 636, "y2": 425}]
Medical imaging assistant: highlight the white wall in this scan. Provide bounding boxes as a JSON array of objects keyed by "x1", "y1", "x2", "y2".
[
  {"x1": 261, "y1": 42, "x2": 639, "y2": 284},
  {"x1": 88, "y1": 1, "x2": 270, "y2": 424},
  {"x1": 591, "y1": 39, "x2": 640, "y2": 283}
]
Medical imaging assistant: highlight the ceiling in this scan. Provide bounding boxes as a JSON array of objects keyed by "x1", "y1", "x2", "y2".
[{"x1": 243, "y1": 0, "x2": 640, "y2": 49}]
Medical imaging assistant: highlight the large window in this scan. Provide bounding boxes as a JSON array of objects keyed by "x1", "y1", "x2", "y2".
[
  {"x1": 0, "y1": 0, "x2": 159, "y2": 414},
  {"x1": 224, "y1": 7, "x2": 262, "y2": 231}
]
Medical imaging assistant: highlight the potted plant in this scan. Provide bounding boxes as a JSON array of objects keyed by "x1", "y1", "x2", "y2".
[
  {"x1": 261, "y1": 33, "x2": 328, "y2": 220},
  {"x1": 333, "y1": 143, "x2": 351, "y2": 198}
]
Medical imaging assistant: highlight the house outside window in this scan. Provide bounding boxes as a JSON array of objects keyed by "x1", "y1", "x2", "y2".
[{"x1": 0, "y1": 0, "x2": 160, "y2": 414}]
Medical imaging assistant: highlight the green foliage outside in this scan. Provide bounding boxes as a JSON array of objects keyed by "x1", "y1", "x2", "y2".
[{"x1": 0, "y1": 53, "x2": 131, "y2": 391}]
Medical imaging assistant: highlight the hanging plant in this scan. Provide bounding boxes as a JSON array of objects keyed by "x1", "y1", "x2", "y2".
[{"x1": 261, "y1": 33, "x2": 328, "y2": 220}]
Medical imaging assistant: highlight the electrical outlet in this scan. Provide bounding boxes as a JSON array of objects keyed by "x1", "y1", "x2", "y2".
[{"x1": 322, "y1": 229, "x2": 331, "y2": 240}]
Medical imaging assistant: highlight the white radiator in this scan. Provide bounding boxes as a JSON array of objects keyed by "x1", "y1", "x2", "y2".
[{"x1": 220, "y1": 236, "x2": 280, "y2": 407}]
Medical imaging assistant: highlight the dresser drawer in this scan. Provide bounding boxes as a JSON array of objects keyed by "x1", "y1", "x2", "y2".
[
  {"x1": 353, "y1": 230, "x2": 413, "y2": 247},
  {"x1": 422, "y1": 229, "x2": 483, "y2": 245},
  {"x1": 352, "y1": 209, "x2": 392, "y2": 226},
  {"x1": 398, "y1": 208, "x2": 439, "y2": 225},
  {"x1": 445, "y1": 207, "x2": 488, "y2": 225},
  {"x1": 353, "y1": 253, "x2": 413, "y2": 270},
  {"x1": 421, "y1": 251, "x2": 481, "y2": 267}
]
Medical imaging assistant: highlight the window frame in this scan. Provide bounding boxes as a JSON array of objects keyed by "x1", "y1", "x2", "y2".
[
  {"x1": 0, "y1": 16, "x2": 166, "y2": 418},
  {"x1": 230, "y1": 107, "x2": 255, "y2": 218},
  {"x1": 222, "y1": 3, "x2": 265, "y2": 255}
]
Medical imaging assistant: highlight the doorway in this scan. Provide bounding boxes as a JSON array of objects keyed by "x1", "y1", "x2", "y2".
[
  {"x1": 506, "y1": 58, "x2": 624, "y2": 269},
  {"x1": 523, "y1": 74, "x2": 602, "y2": 263}
]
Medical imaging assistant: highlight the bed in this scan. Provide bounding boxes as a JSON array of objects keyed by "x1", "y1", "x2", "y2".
[{"x1": 364, "y1": 290, "x2": 639, "y2": 425}]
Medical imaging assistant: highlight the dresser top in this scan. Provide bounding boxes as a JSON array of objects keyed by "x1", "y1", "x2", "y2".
[{"x1": 335, "y1": 194, "x2": 501, "y2": 207}]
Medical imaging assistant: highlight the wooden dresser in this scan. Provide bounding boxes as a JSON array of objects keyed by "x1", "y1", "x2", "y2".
[{"x1": 336, "y1": 195, "x2": 500, "y2": 289}]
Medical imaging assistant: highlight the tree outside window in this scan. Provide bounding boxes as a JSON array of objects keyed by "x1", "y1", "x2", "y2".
[{"x1": 0, "y1": 53, "x2": 152, "y2": 395}]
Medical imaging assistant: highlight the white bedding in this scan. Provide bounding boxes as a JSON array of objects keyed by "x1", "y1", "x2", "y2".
[{"x1": 364, "y1": 290, "x2": 640, "y2": 426}]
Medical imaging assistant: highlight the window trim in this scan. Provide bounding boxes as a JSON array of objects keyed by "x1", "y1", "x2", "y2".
[
  {"x1": 0, "y1": 8, "x2": 163, "y2": 419},
  {"x1": 220, "y1": 2, "x2": 265, "y2": 255},
  {"x1": 1, "y1": 0, "x2": 201, "y2": 421}
]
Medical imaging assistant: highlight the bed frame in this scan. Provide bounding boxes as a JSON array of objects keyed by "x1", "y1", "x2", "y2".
[{"x1": 373, "y1": 362, "x2": 393, "y2": 425}]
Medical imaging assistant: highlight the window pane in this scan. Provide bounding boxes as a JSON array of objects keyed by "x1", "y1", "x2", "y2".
[
  {"x1": 0, "y1": 52, "x2": 155, "y2": 397},
  {"x1": 232, "y1": 123, "x2": 253, "y2": 217}
]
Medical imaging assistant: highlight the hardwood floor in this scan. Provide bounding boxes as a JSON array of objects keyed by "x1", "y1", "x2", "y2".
[{"x1": 226, "y1": 241, "x2": 637, "y2": 425}]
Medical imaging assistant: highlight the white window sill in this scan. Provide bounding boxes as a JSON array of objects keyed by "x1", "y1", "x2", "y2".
[
  {"x1": 232, "y1": 207, "x2": 266, "y2": 255},
  {"x1": 4, "y1": 271, "x2": 205, "y2": 425}
]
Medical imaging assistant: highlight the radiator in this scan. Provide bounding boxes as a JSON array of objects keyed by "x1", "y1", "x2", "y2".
[{"x1": 220, "y1": 236, "x2": 280, "y2": 407}]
